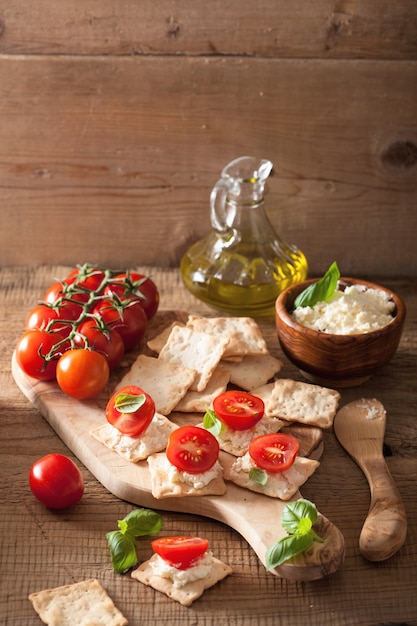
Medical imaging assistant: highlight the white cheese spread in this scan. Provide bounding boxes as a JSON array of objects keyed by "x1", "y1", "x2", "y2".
[
  {"x1": 292, "y1": 283, "x2": 395, "y2": 334},
  {"x1": 149, "y1": 551, "x2": 214, "y2": 588},
  {"x1": 218, "y1": 416, "x2": 283, "y2": 451},
  {"x1": 165, "y1": 457, "x2": 223, "y2": 490}
]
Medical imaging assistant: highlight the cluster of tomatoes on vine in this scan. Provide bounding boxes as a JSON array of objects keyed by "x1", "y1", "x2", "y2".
[{"x1": 15, "y1": 264, "x2": 159, "y2": 400}]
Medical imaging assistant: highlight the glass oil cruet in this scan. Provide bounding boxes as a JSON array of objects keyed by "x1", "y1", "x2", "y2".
[{"x1": 180, "y1": 155, "x2": 308, "y2": 317}]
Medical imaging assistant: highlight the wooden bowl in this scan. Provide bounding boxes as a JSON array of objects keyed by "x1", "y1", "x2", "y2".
[{"x1": 275, "y1": 278, "x2": 406, "y2": 388}]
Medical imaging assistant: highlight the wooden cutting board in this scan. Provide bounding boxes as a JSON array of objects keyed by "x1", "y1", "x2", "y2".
[{"x1": 11, "y1": 310, "x2": 345, "y2": 582}]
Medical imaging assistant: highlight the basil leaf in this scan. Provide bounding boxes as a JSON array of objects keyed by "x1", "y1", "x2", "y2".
[
  {"x1": 203, "y1": 409, "x2": 223, "y2": 437},
  {"x1": 281, "y1": 499, "x2": 318, "y2": 534},
  {"x1": 114, "y1": 392, "x2": 146, "y2": 413},
  {"x1": 265, "y1": 533, "x2": 314, "y2": 570},
  {"x1": 249, "y1": 468, "x2": 268, "y2": 485},
  {"x1": 106, "y1": 530, "x2": 138, "y2": 574},
  {"x1": 293, "y1": 261, "x2": 340, "y2": 310},
  {"x1": 122, "y1": 508, "x2": 163, "y2": 537}
]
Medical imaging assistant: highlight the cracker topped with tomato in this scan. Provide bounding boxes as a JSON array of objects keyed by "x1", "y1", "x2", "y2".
[{"x1": 147, "y1": 426, "x2": 227, "y2": 499}]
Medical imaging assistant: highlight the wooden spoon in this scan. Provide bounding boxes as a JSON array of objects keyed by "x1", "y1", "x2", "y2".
[{"x1": 333, "y1": 399, "x2": 407, "y2": 562}]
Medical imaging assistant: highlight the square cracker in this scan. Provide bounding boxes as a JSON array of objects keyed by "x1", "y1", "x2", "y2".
[
  {"x1": 131, "y1": 553, "x2": 232, "y2": 606},
  {"x1": 115, "y1": 353, "x2": 196, "y2": 415},
  {"x1": 28, "y1": 578, "x2": 127, "y2": 626},
  {"x1": 173, "y1": 368, "x2": 230, "y2": 413},
  {"x1": 90, "y1": 413, "x2": 178, "y2": 463},
  {"x1": 223, "y1": 454, "x2": 320, "y2": 500},
  {"x1": 147, "y1": 452, "x2": 227, "y2": 499},
  {"x1": 186, "y1": 315, "x2": 268, "y2": 358},
  {"x1": 218, "y1": 353, "x2": 283, "y2": 391},
  {"x1": 158, "y1": 325, "x2": 229, "y2": 392},
  {"x1": 147, "y1": 321, "x2": 184, "y2": 354},
  {"x1": 254, "y1": 379, "x2": 340, "y2": 429}
]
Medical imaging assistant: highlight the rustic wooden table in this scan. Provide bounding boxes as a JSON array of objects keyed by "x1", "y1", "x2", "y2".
[{"x1": 1, "y1": 265, "x2": 416, "y2": 626}]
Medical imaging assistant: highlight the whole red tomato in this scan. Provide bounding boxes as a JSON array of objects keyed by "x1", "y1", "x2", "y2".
[
  {"x1": 15, "y1": 329, "x2": 67, "y2": 381},
  {"x1": 105, "y1": 273, "x2": 159, "y2": 320},
  {"x1": 74, "y1": 318, "x2": 125, "y2": 370},
  {"x1": 26, "y1": 302, "x2": 79, "y2": 337},
  {"x1": 29, "y1": 453, "x2": 84, "y2": 509},
  {"x1": 93, "y1": 297, "x2": 147, "y2": 351},
  {"x1": 56, "y1": 349, "x2": 110, "y2": 399}
]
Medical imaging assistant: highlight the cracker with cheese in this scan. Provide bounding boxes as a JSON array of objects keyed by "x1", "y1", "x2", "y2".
[
  {"x1": 90, "y1": 412, "x2": 178, "y2": 462},
  {"x1": 202, "y1": 416, "x2": 285, "y2": 457},
  {"x1": 28, "y1": 578, "x2": 127, "y2": 626},
  {"x1": 254, "y1": 379, "x2": 340, "y2": 429},
  {"x1": 147, "y1": 453, "x2": 226, "y2": 499},
  {"x1": 223, "y1": 453, "x2": 320, "y2": 500},
  {"x1": 131, "y1": 553, "x2": 232, "y2": 606},
  {"x1": 115, "y1": 353, "x2": 197, "y2": 415}
]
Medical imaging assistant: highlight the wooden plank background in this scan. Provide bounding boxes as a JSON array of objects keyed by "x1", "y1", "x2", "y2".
[{"x1": 0, "y1": 1, "x2": 416, "y2": 275}]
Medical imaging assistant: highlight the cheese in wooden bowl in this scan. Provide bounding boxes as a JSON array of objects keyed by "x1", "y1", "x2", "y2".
[{"x1": 275, "y1": 270, "x2": 406, "y2": 388}]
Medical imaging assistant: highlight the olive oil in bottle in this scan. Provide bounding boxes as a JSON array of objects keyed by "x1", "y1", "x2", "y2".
[{"x1": 180, "y1": 156, "x2": 308, "y2": 317}]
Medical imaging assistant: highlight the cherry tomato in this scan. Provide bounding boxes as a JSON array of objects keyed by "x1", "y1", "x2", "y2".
[
  {"x1": 29, "y1": 453, "x2": 84, "y2": 509},
  {"x1": 93, "y1": 297, "x2": 147, "y2": 351},
  {"x1": 26, "y1": 302, "x2": 79, "y2": 336},
  {"x1": 15, "y1": 329, "x2": 67, "y2": 381},
  {"x1": 56, "y1": 349, "x2": 109, "y2": 399},
  {"x1": 64, "y1": 266, "x2": 105, "y2": 293},
  {"x1": 74, "y1": 318, "x2": 125, "y2": 370},
  {"x1": 43, "y1": 279, "x2": 88, "y2": 308},
  {"x1": 152, "y1": 536, "x2": 209, "y2": 570},
  {"x1": 105, "y1": 272, "x2": 159, "y2": 320},
  {"x1": 166, "y1": 425, "x2": 219, "y2": 474},
  {"x1": 105, "y1": 385, "x2": 155, "y2": 437},
  {"x1": 213, "y1": 390, "x2": 264, "y2": 431},
  {"x1": 248, "y1": 433, "x2": 299, "y2": 473}
]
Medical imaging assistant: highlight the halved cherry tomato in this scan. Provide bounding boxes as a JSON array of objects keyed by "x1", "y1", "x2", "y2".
[
  {"x1": 15, "y1": 328, "x2": 67, "y2": 381},
  {"x1": 29, "y1": 453, "x2": 84, "y2": 509},
  {"x1": 92, "y1": 296, "x2": 147, "y2": 351},
  {"x1": 248, "y1": 433, "x2": 299, "y2": 473},
  {"x1": 56, "y1": 349, "x2": 109, "y2": 399},
  {"x1": 105, "y1": 385, "x2": 155, "y2": 437},
  {"x1": 74, "y1": 318, "x2": 125, "y2": 370},
  {"x1": 152, "y1": 536, "x2": 209, "y2": 570},
  {"x1": 166, "y1": 425, "x2": 219, "y2": 474},
  {"x1": 105, "y1": 272, "x2": 159, "y2": 320},
  {"x1": 213, "y1": 390, "x2": 264, "y2": 431}
]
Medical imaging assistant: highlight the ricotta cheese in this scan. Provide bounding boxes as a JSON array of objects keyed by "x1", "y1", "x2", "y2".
[
  {"x1": 165, "y1": 457, "x2": 223, "y2": 490},
  {"x1": 292, "y1": 283, "x2": 395, "y2": 334},
  {"x1": 149, "y1": 552, "x2": 214, "y2": 588}
]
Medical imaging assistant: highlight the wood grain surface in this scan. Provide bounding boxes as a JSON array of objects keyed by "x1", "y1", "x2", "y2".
[
  {"x1": 0, "y1": 2, "x2": 416, "y2": 275},
  {"x1": 1, "y1": 265, "x2": 416, "y2": 625}
]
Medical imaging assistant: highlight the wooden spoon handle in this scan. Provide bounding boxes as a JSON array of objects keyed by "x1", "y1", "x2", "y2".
[{"x1": 360, "y1": 457, "x2": 407, "y2": 562}]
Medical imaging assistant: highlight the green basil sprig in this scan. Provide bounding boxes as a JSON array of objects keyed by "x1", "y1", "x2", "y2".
[
  {"x1": 203, "y1": 409, "x2": 224, "y2": 437},
  {"x1": 292, "y1": 261, "x2": 340, "y2": 310},
  {"x1": 106, "y1": 508, "x2": 163, "y2": 574},
  {"x1": 265, "y1": 499, "x2": 324, "y2": 570}
]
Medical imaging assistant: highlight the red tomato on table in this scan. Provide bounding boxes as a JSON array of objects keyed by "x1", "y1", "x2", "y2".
[
  {"x1": 213, "y1": 390, "x2": 264, "y2": 430},
  {"x1": 166, "y1": 425, "x2": 219, "y2": 474},
  {"x1": 152, "y1": 536, "x2": 209, "y2": 570},
  {"x1": 249, "y1": 433, "x2": 299, "y2": 473},
  {"x1": 105, "y1": 385, "x2": 155, "y2": 437},
  {"x1": 29, "y1": 453, "x2": 84, "y2": 509}
]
